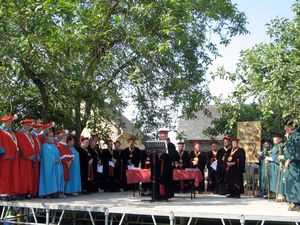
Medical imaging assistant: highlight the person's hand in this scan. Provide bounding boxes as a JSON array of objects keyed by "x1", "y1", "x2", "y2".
[
  {"x1": 278, "y1": 155, "x2": 284, "y2": 161},
  {"x1": 112, "y1": 158, "x2": 117, "y2": 165},
  {"x1": 285, "y1": 159, "x2": 291, "y2": 169},
  {"x1": 89, "y1": 159, "x2": 93, "y2": 165},
  {"x1": 227, "y1": 162, "x2": 236, "y2": 167}
]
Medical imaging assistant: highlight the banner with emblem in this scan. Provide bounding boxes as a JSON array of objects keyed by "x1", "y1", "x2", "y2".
[{"x1": 237, "y1": 121, "x2": 261, "y2": 163}]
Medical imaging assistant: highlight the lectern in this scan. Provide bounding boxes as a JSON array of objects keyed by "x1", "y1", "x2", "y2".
[{"x1": 145, "y1": 140, "x2": 168, "y2": 201}]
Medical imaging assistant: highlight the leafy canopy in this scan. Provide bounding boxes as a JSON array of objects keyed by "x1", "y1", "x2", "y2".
[
  {"x1": 0, "y1": 0, "x2": 247, "y2": 136},
  {"x1": 207, "y1": 3, "x2": 300, "y2": 138}
]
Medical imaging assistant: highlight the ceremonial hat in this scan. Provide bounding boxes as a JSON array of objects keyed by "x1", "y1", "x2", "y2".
[
  {"x1": 158, "y1": 129, "x2": 169, "y2": 134},
  {"x1": 33, "y1": 123, "x2": 43, "y2": 128},
  {"x1": 80, "y1": 136, "x2": 89, "y2": 142},
  {"x1": 43, "y1": 122, "x2": 55, "y2": 129},
  {"x1": 223, "y1": 136, "x2": 231, "y2": 141},
  {"x1": 177, "y1": 141, "x2": 185, "y2": 145},
  {"x1": 114, "y1": 140, "x2": 121, "y2": 145},
  {"x1": 0, "y1": 114, "x2": 18, "y2": 122},
  {"x1": 231, "y1": 137, "x2": 240, "y2": 142},
  {"x1": 284, "y1": 118, "x2": 294, "y2": 126},
  {"x1": 20, "y1": 119, "x2": 34, "y2": 124},
  {"x1": 271, "y1": 132, "x2": 282, "y2": 138},
  {"x1": 193, "y1": 140, "x2": 201, "y2": 146},
  {"x1": 262, "y1": 139, "x2": 271, "y2": 144},
  {"x1": 70, "y1": 130, "x2": 76, "y2": 136},
  {"x1": 55, "y1": 129, "x2": 69, "y2": 136}
]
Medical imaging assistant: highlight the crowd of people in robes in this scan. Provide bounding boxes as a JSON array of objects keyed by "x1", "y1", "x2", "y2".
[
  {"x1": 0, "y1": 114, "x2": 299, "y2": 211},
  {"x1": 257, "y1": 119, "x2": 300, "y2": 211}
]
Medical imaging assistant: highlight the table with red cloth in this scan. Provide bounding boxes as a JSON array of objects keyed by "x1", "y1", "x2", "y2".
[{"x1": 126, "y1": 168, "x2": 203, "y2": 198}]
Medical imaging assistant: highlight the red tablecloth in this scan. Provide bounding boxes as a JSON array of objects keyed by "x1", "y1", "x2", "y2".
[{"x1": 126, "y1": 169, "x2": 203, "y2": 187}]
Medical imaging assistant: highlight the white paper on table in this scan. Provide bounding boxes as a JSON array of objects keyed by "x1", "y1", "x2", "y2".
[
  {"x1": 109, "y1": 161, "x2": 115, "y2": 167},
  {"x1": 210, "y1": 160, "x2": 218, "y2": 171},
  {"x1": 127, "y1": 165, "x2": 135, "y2": 170},
  {"x1": 97, "y1": 165, "x2": 103, "y2": 173}
]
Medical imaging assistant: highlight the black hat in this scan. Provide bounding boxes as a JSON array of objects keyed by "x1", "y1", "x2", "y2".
[
  {"x1": 284, "y1": 119, "x2": 294, "y2": 126},
  {"x1": 271, "y1": 132, "x2": 282, "y2": 139}
]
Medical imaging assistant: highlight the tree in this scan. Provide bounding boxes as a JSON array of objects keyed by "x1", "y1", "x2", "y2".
[
  {"x1": 208, "y1": 3, "x2": 300, "y2": 138},
  {"x1": 0, "y1": 0, "x2": 248, "y2": 136}
]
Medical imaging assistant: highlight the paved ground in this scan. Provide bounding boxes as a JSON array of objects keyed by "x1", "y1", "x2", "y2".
[{"x1": 1, "y1": 192, "x2": 299, "y2": 223}]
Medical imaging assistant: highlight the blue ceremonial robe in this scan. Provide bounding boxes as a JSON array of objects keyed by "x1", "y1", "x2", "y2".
[
  {"x1": 39, "y1": 142, "x2": 64, "y2": 196},
  {"x1": 65, "y1": 146, "x2": 82, "y2": 193}
]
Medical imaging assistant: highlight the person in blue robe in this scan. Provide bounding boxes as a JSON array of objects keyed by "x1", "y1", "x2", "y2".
[
  {"x1": 39, "y1": 131, "x2": 64, "y2": 197},
  {"x1": 65, "y1": 134, "x2": 82, "y2": 194}
]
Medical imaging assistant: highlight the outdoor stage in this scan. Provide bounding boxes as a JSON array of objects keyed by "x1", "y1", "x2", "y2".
[{"x1": 0, "y1": 192, "x2": 299, "y2": 225}]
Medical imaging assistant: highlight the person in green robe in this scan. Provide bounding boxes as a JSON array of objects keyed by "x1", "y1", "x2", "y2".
[
  {"x1": 265, "y1": 133, "x2": 284, "y2": 199},
  {"x1": 283, "y1": 119, "x2": 300, "y2": 211},
  {"x1": 258, "y1": 140, "x2": 272, "y2": 197}
]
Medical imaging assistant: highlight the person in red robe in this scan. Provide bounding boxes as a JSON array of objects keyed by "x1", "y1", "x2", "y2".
[
  {"x1": 55, "y1": 130, "x2": 74, "y2": 190},
  {"x1": 31, "y1": 123, "x2": 43, "y2": 196},
  {"x1": 16, "y1": 119, "x2": 37, "y2": 198},
  {"x1": 38, "y1": 122, "x2": 55, "y2": 145},
  {"x1": 0, "y1": 114, "x2": 21, "y2": 200}
]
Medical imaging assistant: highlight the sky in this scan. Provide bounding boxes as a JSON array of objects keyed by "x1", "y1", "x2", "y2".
[
  {"x1": 209, "y1": 0, "x2": 296, "y2": 98},
  {"x1": 124, "y1": 0, "x2": 296, "y2": 141}
]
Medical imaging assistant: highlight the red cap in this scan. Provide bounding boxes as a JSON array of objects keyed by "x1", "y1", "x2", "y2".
[
  {"x1": 177, "y1": 141, "x2": 185, "y2": 145},
  {"x1": 231, "y1": 137, "x2": 240, "y2": 142},
  {"x1": 20, "y1": 119, "x2": 34, "y2": 124},
  {"x1": 33, "y1": 123, "x2": 44, "y2": 128},
  {"x1": 80, "y1": 136, "x2": 89, "y2": 142},
  {"x1": 223, "y1": 136, "x2": 231, "y2": 141},
  {"x1": 114, "y1": 140, "x2": 121, "y2": 145},
  {"x1": 0, "y1": 114, "x2": 18, "y2": 122},
  {"x1": 43, "y1": 122, "x2": 55, "y2": 129},
  {"x1": 193, "y1": 140, "x2": 201, "y2": 146},
  {"x1": 55, "y1": 129, "x2": 69, "y2": 136}
]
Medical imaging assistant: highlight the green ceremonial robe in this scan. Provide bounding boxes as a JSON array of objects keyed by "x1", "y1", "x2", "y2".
[
  {"x1": 269, "y1": 143, "x2": 284, "y2": 194},
  {"x1": 259, "y1": 148, "x2": 270, "y2": 195},
  {"x1": 284, "y1": 130, "x2": 300, "y2": 203}
]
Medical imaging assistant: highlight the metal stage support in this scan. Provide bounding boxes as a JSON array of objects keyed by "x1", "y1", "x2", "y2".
[{"x1": 1, "y1": 205, "x2": 299, "y2": 225}]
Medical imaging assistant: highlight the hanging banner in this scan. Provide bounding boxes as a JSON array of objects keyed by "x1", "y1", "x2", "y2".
[{"x1": 237, "y1": 121, "x2": 261, "y2": 163}]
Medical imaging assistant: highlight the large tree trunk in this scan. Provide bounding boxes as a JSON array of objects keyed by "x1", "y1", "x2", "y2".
[{"x1": 21, "y1": 59, "x2": 50, "y2": 121}]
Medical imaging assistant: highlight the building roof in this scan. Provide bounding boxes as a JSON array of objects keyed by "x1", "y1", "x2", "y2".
[{"x1": 177, "y1": 105, "x2": 222, "y2": 140}]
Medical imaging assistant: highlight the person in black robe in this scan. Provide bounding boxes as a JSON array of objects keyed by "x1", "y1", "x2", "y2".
[
  {"x1": 101, "y1": 139, "x2": 120, "y2": 192},
  {"x1": 88, "y1": 134, "x2": 101, "y2": 192},
  {"x1": 206, "y1": 141, "x2": 219, "y2": 193},
  {"x1": 226, "y1": 137, "x2": 246, "y2": 198},
  {"x1": 215, "y1": 136, "x2": 231, "y2": 195},
  {"x1": 166, "y1": 137, "x2": 177, "y2": 165},
  {"x1": 113, "y1": 140, "x2": 123, "y2": 191},
  {"x1": 190, "y1": 141, "x2": 207, "y2": 193},
  {"x1": 174, "y1": 141, "x2": 190, "y2": 192},
  {"x1": 140, "y1": 149, "x2": 152, "y2": 196},
  {"x1": 122, "y1": 137, "x2": 142, "y2": 191},
  {"x1": 150, "y1": 129, "x2": 175, "y2": 201},
  {"x1": 77, "y1": 137, "x2": 93, "y2": 194}
]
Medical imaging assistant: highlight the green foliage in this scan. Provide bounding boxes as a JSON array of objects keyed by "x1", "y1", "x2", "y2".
[
  {"x1": 208, "y1": 3, "x2": 300, "y2": 139},
  {"x1": 0, "y1": 0, "x2": 247, "y2": 137}
]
